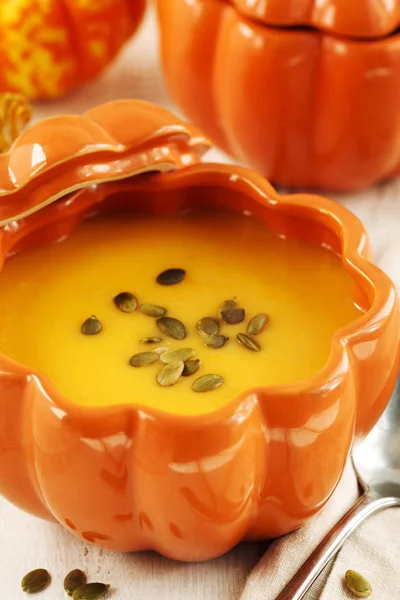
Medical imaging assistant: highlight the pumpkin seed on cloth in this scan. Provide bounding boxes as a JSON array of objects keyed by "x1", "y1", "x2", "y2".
[
  {"x1": 72, "y1": 582, "x2": 110, "y2": 600},
  {"x1": 247, "y1": 313, "x2": 269, "y2": 335},
  {"x1": 205, "y1": 335, "x2": 228, "y2": 349},
  {"x1": 113, "y1": 291, "x2": 137, "y2": 313},
  {"x1": 237, "y1": 332, "x2": 260, "y2": 352},
  {"x1": 221, "y1": 307, "x2": 245, "y2": 324},
  {"x1": 196, "y1": 317, "x2": 219, "y2": 338},
  {"x1": 129, "y1": 352, "x2": 159, "y2": 367},
  {"x1": 160, "y1": 347, "x2": 195, "y2": 364},
  {"x1": 192, "y1": 374, "x2": 224, "y2": 392},
  {"x1": 21, "y1": 568, "x2": 51, "y2": 594},
  {"x1": 156, "y1": 316, "x2": 187, "y2": 340},
  {"x1": 81, "y1": 315, "x2": 102, "y2": 335},
  {"x1": 157, "y1": 360, "x2": 184, "y2": 387},
  {"x1": 139, "y1": 304, "x2": 166, "y2": 318},
  {"x1": 344, "y1": 570, "x2": 372, "y2": 598},
  {"x1": 182, "y1": 359, "x2": 200, "y2": 377},
  {"x1": 64, "y1": 570, "x2": 86, "y2": 597},
  {"x1": 156, "y1": 268, "x2": 186, "y2": 286}
]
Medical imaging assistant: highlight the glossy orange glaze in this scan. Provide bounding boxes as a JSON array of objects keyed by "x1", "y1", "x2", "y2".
[
  {"x1": 157, "y1": 0, "x2": 400, "y2": 191},
  {"x1": 233, "y1": 0, "x2": 400, "y2": 38},
  {"x1": 0, "y1": 0, "x2": 146, "y2": 98},
  {"x1": 0, "y1": 100, "x2": 398, "y2": 561}
]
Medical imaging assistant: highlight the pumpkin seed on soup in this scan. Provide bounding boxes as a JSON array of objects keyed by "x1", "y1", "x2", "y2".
[
  {"x1": 156, "y1": 268, "x2": 186, "y2": 286},
  {"x1": 157, "y1": 361, "x2": 184, "y2": 387},
  {"x1": 64, "y1": 570, "x2": 86, "y2": 597},
  {"x1": 140, "y1": 337, "x2": 163, "y2": 344},
  {"x1": 160, "y1": 347, "x2": 195, "y2": 364},
  {"x1": 113, "y1": 291, "x2": 137, "y2": 313},
  {"x1": 156, "y1": 316, "x2": 187, "y2": 340},
  {"x1": 237, "y1": 332, "x2": 260, "y2": 352},
  {"x1": 247, "y1": 313, "x2": 269, "y2": 335},
  {"x1": 196, "y1": 317, "x2": 219, "y2": 338},
  {"x1": 192, "y1": 374, "x2": 224, "y2": 393},
  {"x1": 218, "y1": 298, "x2": 237, "y2": 317},
  {"x1": 205, "y1": 335, "x2": 228, "y2": 349},
  {"x1": 21, "y1": 569, "x2": 51, "y2": 594},
  {"x1": 130, "y1": 352, "x2": 159, "y2": 367},
  {"x1": 140, "y1": 304, "x2": 166, "y2": 318},
  {"x1": 81, "y1": 315, "x2": 102, "y2": 335},
  {"x1": 344, "y1": 570, "x2": 372, "y2": 598},
  {"x1": 221, "y1": 307, "x2": 245, "y2": 324},
  {"x1": 72, "y1": 582, "x2": 110, "y2": 600},
  {"x1": 182, "y1": 359, "x2": 200, "y2": 377},
  {"x1": 154, "y1": 346, "x2": 170, "y2": 355}
]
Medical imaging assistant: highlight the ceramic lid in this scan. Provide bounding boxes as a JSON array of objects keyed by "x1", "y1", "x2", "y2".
[
  {"x1": 0, "y1": 98, "x2": 210, "y2": 227},
  {"x1": 233, "y1": 0, "x2": 400, "y2": 39}
]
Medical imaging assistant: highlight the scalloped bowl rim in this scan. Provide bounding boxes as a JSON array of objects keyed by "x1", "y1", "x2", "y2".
[{"x1": 0, "y1": 162, "x2": 395, "y2": 426}]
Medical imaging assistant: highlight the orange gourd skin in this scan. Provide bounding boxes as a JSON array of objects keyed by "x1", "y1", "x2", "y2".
[
  {"x1": 0, "y1": 0, "x2": 146, "y2": 99},
  {"x1": 0, "y1": 100, "x2": 399, "y2": 561},
  {"x1": 156, "y1": 0, "x2": 400, "y2": 192}
]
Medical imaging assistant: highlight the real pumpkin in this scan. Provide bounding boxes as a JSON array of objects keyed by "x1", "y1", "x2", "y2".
[{"x1": 0, "y1": 0, "x2": 146, "y2": 99}]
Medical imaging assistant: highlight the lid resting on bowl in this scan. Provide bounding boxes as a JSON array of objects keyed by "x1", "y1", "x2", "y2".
[
  {"x1": 0, "y1": 99, "x2": 210, "y2": 227},
  {"x1": 233, "y1": 0, "x2": 400, "y2": 39}
]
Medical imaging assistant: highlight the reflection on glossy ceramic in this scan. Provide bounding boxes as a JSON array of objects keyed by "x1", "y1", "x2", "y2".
[
  {"x1": 234, "y1": 0, "x2": 400, "y2": 38},
  {"x1": 0, "y1": 100, "x2": 398, "y2": 561},
  {"x1": 157, "y1": 0, "x2": 400, "y2": 191}
]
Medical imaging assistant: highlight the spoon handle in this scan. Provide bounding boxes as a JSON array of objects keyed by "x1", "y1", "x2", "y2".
[{"x1": 275, "y1": 493, "x2": 400, "y2": 600}]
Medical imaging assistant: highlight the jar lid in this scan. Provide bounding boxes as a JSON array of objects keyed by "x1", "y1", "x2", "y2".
[
  {"x1": 0, "y1": 98, "x2": 210, "y2": 227},
  {"x1": 233, "y1": 0, "x2": 400, "y2": 39}
]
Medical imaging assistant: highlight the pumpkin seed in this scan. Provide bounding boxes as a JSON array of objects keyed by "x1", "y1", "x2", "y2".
[
  {"x1": 221, "y1": 307, "x2": 245, "y2": 324},
  {"x1": 140, "y1": 337, "x2": 163, "y2": 344},
  {"x1": 113, "y1": 292, "x2": 137, "y2": 313},
  {"x1": 156, "y1": 268, "x2": 186, "y2": 286},
  {"x1": 160, "y1": 347, "x2": 195, "y2": 364},
  {"x1": 130, "y1": 352, "x2": 159, "y2": 367},
  {"x1": 237, "y1": 333, "x2": 260, "y2": 352},
  {"x1": 81, "y1": 315, "x2": 102, "y2": 335},
  {"x1": 218, "y1": 298, "x2": 237, "y2": 317},
  {"x1": 192, "y1": 374, "x2": 224, "y2": 393},
  {"x1": 196, "y1": 317, "x2": 219, "y2": 338},
  {"x1": 64, "y1": 570, "x2": 86, "y2": 596},
  {"x1": 344, "y1": 570, "x2": 372, "y2": 598},
  {"x1": 156, "y1": 316, "x2": 187, "y2": 340},
  {"x1": 247, "y1": 313, "x2": 269, "y2": 335},
  {"x1": 154, "y1": 346, "x2": 170, "y2": 355},
  {"x1": 157, "y1": 360, "x2": 184, "y2": 387},
  {"x1": 140, "y1": 304, "x2": 166, "y2": 318},
  {"x1": 72, "y1": 583, "x2": 110, "y2": 600},
  {"x1": 21, "y1": 569, "x2": 51, "y2": 594},
  {"x1": 182, "y1": 359, "x2": 200, "y2": 377},
  {"x1": 205, "y1": 335, "x2": 228, "y2": 349}
]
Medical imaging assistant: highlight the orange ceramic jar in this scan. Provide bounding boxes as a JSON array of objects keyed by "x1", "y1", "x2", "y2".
[
  {"x1": 0, "y1": 100, "x2": 398, "y2": 561},
  {"x1": 157, "y1": 0, "x2": 400, "y2": 192}
]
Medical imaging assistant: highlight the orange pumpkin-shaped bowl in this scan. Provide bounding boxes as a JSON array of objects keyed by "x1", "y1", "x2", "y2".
[
  {"x1": 0, "y1": 0, "x2": 146, "y2": 99},
  {"x1": 0, "y1": 100, "x2": 399, "y2": 562},
  {"x1": 157, "y1": 0, "x2": 400, "y2": 192}
]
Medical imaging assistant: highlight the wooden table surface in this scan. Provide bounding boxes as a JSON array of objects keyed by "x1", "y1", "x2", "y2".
[{"x1": 1, "y1": 6, "x2": 400, "y2": 599}]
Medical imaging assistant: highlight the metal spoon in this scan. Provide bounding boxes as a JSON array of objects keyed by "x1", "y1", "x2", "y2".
[{"x1": 277, "y1": 376, "x2": 400, "y2": 600}]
